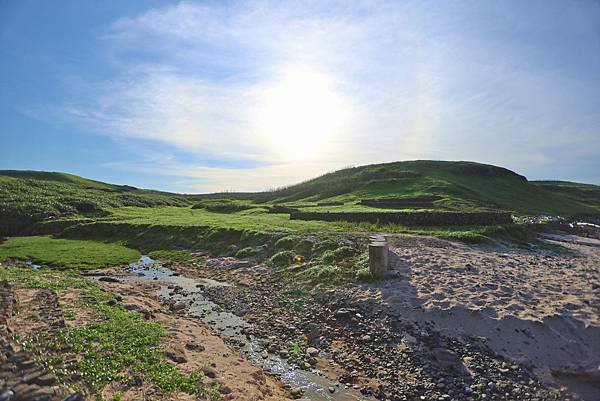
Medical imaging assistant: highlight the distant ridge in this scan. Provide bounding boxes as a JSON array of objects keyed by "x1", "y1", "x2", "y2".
[
  {"x1": 199, "y1": 160, "x2": 600, "y2": 216},
  {"x1": 1, "y1": 161, "x2": 599, "y2": 228}
]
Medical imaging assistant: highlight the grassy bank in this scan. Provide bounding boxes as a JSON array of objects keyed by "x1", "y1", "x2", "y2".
[{"x1": 0, "y1": 236, "x2": 140, "y2": 269}]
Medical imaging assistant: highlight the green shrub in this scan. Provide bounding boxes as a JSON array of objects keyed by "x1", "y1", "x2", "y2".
[
  {"x1": 320, "y1": 246, "x2": 357, "y2": 264},
  {"x1": 294, "y1": 239, "x2": 314, "y2": 256},
  {"x1": 297, "y1": 264, "x2": 344, "y2": 285},
  {"x1": 313, "y1": 240, "x2": 339, "y2": 255},
  {"x1": 269, "y1": 251, "x2": 295, "y2": 267},
  {"x1": 235, "y1": 247, "x2": 257, "y2": 258},
  {"x1": 331, "y1": 246, "x2": 357, "y2": 261},
  {"x1": 274, "y1": 236, "x2": 295, "y2": 251},
  {"x1": 354, "y1": 268, "x2": 375, "y2": 281},
  {"x1": 320, "y1": 250, "x2": 335, "y2": 264},
  {"x1": 191, "y1": 199, "x2": 252, "y2": 213}
]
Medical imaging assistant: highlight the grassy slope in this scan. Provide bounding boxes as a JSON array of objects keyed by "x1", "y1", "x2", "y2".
[
  {"x1": 0, "y1": 170, "x2": 191, "y2": 234},
  {"x1": 246, "y1": 161, "x2": 600, "y2": 216},
  {"x1": 532, "y1": 181, "x2": 600, "y2": 214}
]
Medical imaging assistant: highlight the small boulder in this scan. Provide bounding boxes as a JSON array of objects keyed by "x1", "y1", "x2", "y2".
[{"x1": 306, "y1": 347, "x2": 319, "y2": 357}]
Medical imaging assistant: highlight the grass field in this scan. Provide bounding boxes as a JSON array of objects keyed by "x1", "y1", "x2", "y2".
[{"x1": 0, "y1": 236, "x2": 140, "y2": 269}]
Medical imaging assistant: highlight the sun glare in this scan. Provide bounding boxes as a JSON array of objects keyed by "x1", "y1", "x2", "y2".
[{"x1": 253, "y1": 65, "x2": 350, "y2": 161}]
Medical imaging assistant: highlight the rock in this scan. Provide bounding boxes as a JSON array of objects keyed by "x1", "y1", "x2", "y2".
[
  {"x1": 334, "y1": 309, "x2": 353, "y2": 319},
  {"x1": 328, "y1": 386, "x2": 336, "y2": 394},
  {"x1": 98, "y1": 276, "x2": 120, "y2": 283},
  {"x1": 361, "y1": 334, "x2": 372, "y2": 342},
  {"x1": 165, "y1": 346, "x2": 187, "y2": 363},
  {"x1": 26, "y1": 387, "x2": 56, "y2": 400},
  {"x1": 0, "y1": 390, "x2": 14, "y2": 401},
  {"x1": 185, "y1": 341, "x2": 205, "y2": 352},
  {"x1": 290, "y1": 387, "x2": 304, "y2": 398},
  {"x1": 129, "y1": 374, "x2": 143, "y2": 386},
  {"x1": 61, "y1": 394, "x2": 84, "y2": 401},
  {"x1": 306, "y1": 347, "x2": 319, "y2": 357},
  {"x1": 218, "y1": 385, "x2": 232, "y2": 394},
  {"x1": 34, "y1": 373, "x2": 56, "y2": 386},
  {"x1": 260, "y1": 351, "x2": 269, "y2": 359},
  {"x1": 170, "y1": 302, "x2": 187, "y2": 312},
  {"x1": 23, "y1": 370, "x2": 43, "y2": 383},
  {"x1": 202, "y1": 366, "x2": 217, "y2": 378},
  {"x1": 432, "y1": 347, "x2": 459, "y2": 368}
]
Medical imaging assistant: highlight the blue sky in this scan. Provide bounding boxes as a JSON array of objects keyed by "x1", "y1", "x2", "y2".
[{"x1": 1, "y1": 0, "x2": 599, "y2": 192}]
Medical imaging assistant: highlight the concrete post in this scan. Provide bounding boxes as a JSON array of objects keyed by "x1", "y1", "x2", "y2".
[{"x1": 368, "y1": 239, "x2": 388, "y2": 276}]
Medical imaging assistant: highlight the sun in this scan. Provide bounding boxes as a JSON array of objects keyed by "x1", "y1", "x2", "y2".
[{"x1": 253, "y1": 65, "x2": 350, "y2": 161}]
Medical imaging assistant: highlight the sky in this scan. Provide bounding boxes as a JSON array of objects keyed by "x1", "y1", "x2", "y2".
[{"x1": 1, "y1": 0, "x2": 599, "y2": 193}]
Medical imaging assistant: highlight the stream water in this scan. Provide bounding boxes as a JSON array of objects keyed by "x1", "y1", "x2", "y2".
[{"x1": 110, "y1": 256, "x2": 371, "y2": 401}]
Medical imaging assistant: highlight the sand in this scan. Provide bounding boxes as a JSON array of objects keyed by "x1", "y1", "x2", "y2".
[{"x1": 351, "y1": 233, "x2": 599, "y2": 398}]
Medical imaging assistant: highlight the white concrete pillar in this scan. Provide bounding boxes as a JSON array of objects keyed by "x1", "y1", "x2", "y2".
[{"x1": 369, "y1": 240, "x2": 388, "y2": 276}]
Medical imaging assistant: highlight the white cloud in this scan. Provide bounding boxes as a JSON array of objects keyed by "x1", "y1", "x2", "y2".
[{"x1": 48, "y1": 0, "x2": 600, "y2": 190}]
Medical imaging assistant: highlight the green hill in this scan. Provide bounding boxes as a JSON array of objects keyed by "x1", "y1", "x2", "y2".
[
  {"x1": 247, "y1": 161, "x2": 600, "y2": 216},
  {"x1": 0, "y1": 170, "x2": 190, "y2": 235},
  {"x1": 2, "y1": 162, "x2": 599, "y2": 238}
]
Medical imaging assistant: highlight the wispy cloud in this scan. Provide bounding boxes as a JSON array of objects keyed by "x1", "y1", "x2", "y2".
[{"x1": 34, "y1": 0, "x2": 600, "y2": 190}]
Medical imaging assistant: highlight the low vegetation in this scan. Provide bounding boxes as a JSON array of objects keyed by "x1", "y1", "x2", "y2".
[
  {"x1": 234, "y1": 247, "x2": 257, "y2": 259},
  {"x1": 2, "y1": 266, "x2": 214, "y2": 398},
  {"x1": 191, "y1": 199, "x2": 257, "y2": 213},
  {"x1": 148, "y1": 249, "x2": 198, "y2": 264}
]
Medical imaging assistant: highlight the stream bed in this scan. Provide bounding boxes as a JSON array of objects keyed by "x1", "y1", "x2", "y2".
[{"x1": 107, "y1": 256, "x2": 372, "y2": 401}]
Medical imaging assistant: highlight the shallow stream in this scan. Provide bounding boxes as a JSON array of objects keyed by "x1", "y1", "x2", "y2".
[{"x1": 112, "y1": 256, "x2": 371, "y2": 401}]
